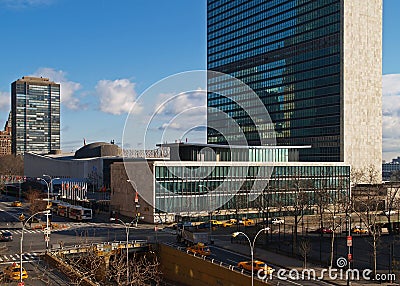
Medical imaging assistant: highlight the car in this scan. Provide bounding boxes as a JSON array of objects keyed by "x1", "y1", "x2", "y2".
[
  {"x1": 3, "y1": 263, "x2": 28, "y2": 280},
  {"x1": 382, "y1": 210, "x2": 396, "y2": 216},
  {"x1": 11, "y1": 201, "x2": 22, "y2": 207},
  {"x1": 187, "y1": 242, "x2": 211, "y2": 256},
  {"x1": 174, "y1": 221, "x2": 192, "y2": 229},
  {"x1": 239, "y1": 218, "x2": 255, "y2": 226},
  {"x1": 238, "y1": 260, "x2": 273, "y2": 275},
  {"x1": 271, "y1": 218, "x2": 284, "y2": 225},
  {"x1": 197, "y1": 222, "x2": 212, "y2": 229},
  {"x1": 315, "y1": 227, "x2": 333, "y2": 234},
  {"x1": 0, "y1": 231, "x2": 13, "y2": 242},
  {"x1": 222, "y1": 219, "x2": 237, "y2": 227},
  {"x1": 351, "y1": 226, "x2": 368, "y2": 234},
  {"x1": 209, "y1": 220, "x2": 223, "y2": 226}
]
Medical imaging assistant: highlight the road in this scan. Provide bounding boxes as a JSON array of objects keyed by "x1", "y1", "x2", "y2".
[{"x1": 2, "y1": 197, "x2": 392, "y2": 286}]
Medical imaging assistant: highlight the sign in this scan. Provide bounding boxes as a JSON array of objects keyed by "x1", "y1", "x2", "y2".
[
  {"x1": 43, "y1": 228, "x2": 51, "y2": 235},
  {"x1": 347, "y1": 253, "x2": 353, "y2": 262},
  {"x1": 18, "y1": 282, "x2": 25, "y2": 286},
  {"x1": 347, "y1": 236, "x2": 352, "y2": 247},
  {"x1": 45, "y1": 236, "x2": 50, "y2": 242}
]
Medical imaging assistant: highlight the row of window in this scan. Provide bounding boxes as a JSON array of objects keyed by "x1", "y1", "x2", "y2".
[
  {"x1": 209, "y1": 1, "x2": 339, "y2": 48},
  {"x1": 208, "y1": 22, "x2": 339, "y2": 67}
]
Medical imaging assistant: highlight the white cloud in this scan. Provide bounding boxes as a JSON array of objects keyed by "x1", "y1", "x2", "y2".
[
  {"x1": 383, "y1": 74, "x2": 400, "y2": 161},
  {"x1": 155, "y1": 90, "x2": 207, "y2": 132},
  {"x1": 32, "y1": 67, "x2": 82, "y2": 110},
  {"x1": 0, "y1": 91, "x2": 10, "y2": 111},
  {"x1": 96, "y1": 79, "x2": 141, "y2": 115},
  {"x1": 0, "y1": 0, "x2": 54, "y2": 9}
]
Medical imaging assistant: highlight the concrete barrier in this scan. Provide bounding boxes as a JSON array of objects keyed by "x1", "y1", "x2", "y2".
[{"x1": 159, "y1": 243, "x2": 267, "y2": 286}]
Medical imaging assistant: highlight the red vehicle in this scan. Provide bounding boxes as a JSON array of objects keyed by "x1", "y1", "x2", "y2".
[{"x1": 315, "y1": 227, "x2": 333, "y2": 234}]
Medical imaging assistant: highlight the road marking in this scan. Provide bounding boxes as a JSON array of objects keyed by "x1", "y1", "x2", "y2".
[
  {"x1": 227, "y1": 258, "x2": 238, "y2": 264},
  {"x1": 0, "y1": 253, "x2": 40, "y2": 263}
]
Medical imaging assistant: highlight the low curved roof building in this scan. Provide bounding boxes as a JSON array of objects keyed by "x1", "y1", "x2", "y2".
[{"x1": 74, "y1": 142, "x2": 122, "y2": 159}]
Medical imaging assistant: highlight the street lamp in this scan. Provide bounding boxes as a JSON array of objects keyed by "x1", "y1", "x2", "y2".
[
  {"x1": 232, "y1": 227, "x2": 270, "y2": 286},
  {"x1": 199, "y1": 185, "x2": 213, "y2": 241},
  {"x1": 38, "y1": 175, "x2": 60, "y2": 250},
  {"x1": 110, "y1": 217, "x2": 138, "y2": 285},
  {"x1": 19, "y1": 210, "x2": 50, "y2": 283}
]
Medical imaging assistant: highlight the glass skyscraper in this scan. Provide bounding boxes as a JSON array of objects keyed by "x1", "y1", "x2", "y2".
[
  {"x1": 11, "y1": 76, "x2": 60, "y2": 155},
  {"x1": 207, "y1": 0, "x2": 382, "y2": 171}
]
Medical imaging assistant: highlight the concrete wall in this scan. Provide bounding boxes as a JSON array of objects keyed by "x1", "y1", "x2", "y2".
[
  {"x1": 159, "y1": 244, "x2": 267, "y2": 286},
  {"x1": 24, "y1": 152, "x2": 103, "y2": 180},
  {"x1": 110, "y1": 162, "x2": 155, "y2": 223},
  {"x1": 341, "y1": 0, "x2": 382, "y2": 176}
]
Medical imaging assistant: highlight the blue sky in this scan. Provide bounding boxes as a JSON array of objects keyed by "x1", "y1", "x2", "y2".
[{"x1": 0, "y1": 0, "x2": 399, "y2": 160}]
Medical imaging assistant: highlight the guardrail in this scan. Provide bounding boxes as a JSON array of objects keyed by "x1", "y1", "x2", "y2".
[{"x1": 49, "y1": 240, "x2": 149, "y2": 256}]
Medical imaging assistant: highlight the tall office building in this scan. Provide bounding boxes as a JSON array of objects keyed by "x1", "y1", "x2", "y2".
[
  {"x1": 11, "y1": 76, "x2": 60, "y2": 155},
  {"x1": 207, "y1": 0, "x2": 382, "y2": 172},
  {"x1": 0, "y1": 112, "x2": 11, "y2": 156}
]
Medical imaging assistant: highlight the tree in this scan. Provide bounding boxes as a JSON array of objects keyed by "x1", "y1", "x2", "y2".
[
  {"x1": 0, "y1": 155, "x2": 24, "y2": 175},
  {"x1": 299, "y1": 238, "x2": 312, "y2": 269},
  {"x1": 351, "y1": 165, "x2": 384, "y2": 276},
  {"x1": 60, "y1": 246, "x2": 104, "y2": 285},
  {"x1": 52, "y1": 246, "x2": 162, "y2": 285},
  {"x1": 279, "y1": 176, "x2": 311, "y2": 251},
  {"x1": 26, "y1": 189, "x2": 47, "y2": 215},
  {"x1": 384, "y1": 181, "x2": 400, "y2": 234},
  {"x1": 314, "y1": 188, "x2": 330, "y2": 232}
]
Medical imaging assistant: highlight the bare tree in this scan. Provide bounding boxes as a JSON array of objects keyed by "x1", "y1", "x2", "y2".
[
  {"x1": 299, "y1": 238, "x2": 312, "y2": 269},
  {"x1": 127, "y1": 252, "x2": 162, "y2": 286},
  {"x1": 0, "y1": 155, "x2": 24, "y2": 175},
  {"x1": 59, "y1": 246, "x2": 104, "y2": 285},
  {"x1": 351, "y1": 165, "x2": 384, "y2": 275},
  {"x1": 383, "y1": 181, "x2": 400, "y2": 234},
  {"x1": 278, "y1": 177, "x2": 311, "y2": 250},
  {"x1": 26, "y1": 189, "x2": 47, "y2": 215},
  {"x1": 314, "y1": 188, "x2": 330, "y2": 231}
]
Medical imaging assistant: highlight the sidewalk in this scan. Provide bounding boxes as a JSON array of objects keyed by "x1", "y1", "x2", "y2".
[{"x1": 212, "y1": 237, "x2": 398, "y2": 286}]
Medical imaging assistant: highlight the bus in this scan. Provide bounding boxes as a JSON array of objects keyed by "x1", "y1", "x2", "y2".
[
  {"x1": 57, "y1": 202, "x2": 70, "y2": 217},
  {"x1": 67, "y1": 205, "x2": 92, "y2": 221}
]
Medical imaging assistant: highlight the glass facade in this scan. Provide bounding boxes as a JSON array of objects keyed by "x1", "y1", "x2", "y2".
[
  {"x1": 207, "y1": 0, "x2": 341, "y2": 162},
  {"x1": 11, "y1": 77, "x2": 60, "y2": 155},
  {"x1": 165, "y1": 143, "x2": 293, "y2": 162},
  {"x1": 154, "y1": 163, "x2": 350, "y2": 216}
]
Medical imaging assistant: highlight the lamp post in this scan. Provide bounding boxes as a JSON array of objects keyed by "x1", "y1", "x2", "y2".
[
  {"x1": 199, "y1": 185, "x2": 212, "y2": 241},
  {"x1": 19, "y1": 210, "x2": 50, "y2": 283},
  {"x1": 110, "y1": 217, "x2": 137, "y2": 285},
  {"x1": 38, "y1": 175, "x2": 60, "y2": 250},
  {"x1": 232, "y1": 227, "x2": 270, "y2": 286}
]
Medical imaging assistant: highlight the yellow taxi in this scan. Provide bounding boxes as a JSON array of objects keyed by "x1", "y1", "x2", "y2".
[
  {"x1": 240, "y1": 218, "x2": 255, "y2": 226},
  {"x1": 209, "y1": 220, "x2": 223, "y2": 226},
  {"x1": 187, "y1": 243, "x2": 211, "y2": 256},
  {"x1": 238, "y1": 260, "x2": 273, "y2": 275},
  {"x1": 222, "y1": 219, "x2": 237, "y2": 227},
  {"x1": 3, "y1": 263, "x2": 28, "y2": 280},
  {"x1": 11, "y1": 201, "x2": 22, "y2": 207},
  {"x1": 351, "y1": 226, "x2": 368, "y2": 234}
]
